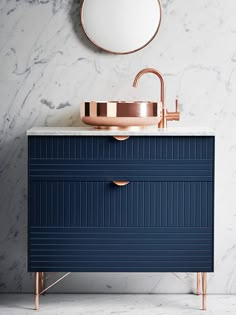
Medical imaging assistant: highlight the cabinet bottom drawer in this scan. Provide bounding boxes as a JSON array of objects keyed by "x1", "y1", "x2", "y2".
[{"x1": 29, "y1": 227, "x2": 213, "y2": 272}]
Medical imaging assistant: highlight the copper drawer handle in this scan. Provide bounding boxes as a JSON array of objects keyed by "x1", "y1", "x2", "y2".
[
  {"x1": 113, "y1": 136, "x2": 129, "y2": 141},
  {"x1": 112, "y1": 181, "x2": 130, "y2": 187}
]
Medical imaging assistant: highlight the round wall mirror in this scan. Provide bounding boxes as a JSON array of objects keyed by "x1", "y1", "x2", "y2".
[{"x1": 80, "y1": 0, "x2": 162, "y2": 54}]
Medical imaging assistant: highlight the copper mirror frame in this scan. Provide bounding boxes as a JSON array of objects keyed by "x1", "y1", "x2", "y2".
[{"x1": 80, "y1": 0, "x2": 162, "y2": 55}]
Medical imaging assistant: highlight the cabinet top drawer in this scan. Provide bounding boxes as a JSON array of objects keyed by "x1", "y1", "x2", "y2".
[{"x1": 28, "y1": 136, "x2": 214, "y2": 161}]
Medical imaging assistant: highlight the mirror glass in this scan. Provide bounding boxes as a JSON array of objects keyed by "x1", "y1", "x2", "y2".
[{"x1": 81, "y1": 0, "x2": 161, "y2": 54}]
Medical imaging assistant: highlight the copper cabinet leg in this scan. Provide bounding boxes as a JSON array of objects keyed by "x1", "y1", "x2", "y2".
[
  {"x1": 35, "y1": 272, "x2": 39, "y2": 310},
  {"x1": 40, "y1": 272, "x2": 45, "y2": 295},
  {"x1": 201, "y1": 272, "x2": 207, "y2": 310},
  {"x1": 196, "y1": 272, "x2": 201, "y2": 295}
]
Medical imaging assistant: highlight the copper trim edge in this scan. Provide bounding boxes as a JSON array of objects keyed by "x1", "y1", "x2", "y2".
[
  {"x1": 80, "y1": 0, "x2": 162, "y2": 55},
  {"x1": 112, "y1": 181, "x2": 130, "y2": 187}
]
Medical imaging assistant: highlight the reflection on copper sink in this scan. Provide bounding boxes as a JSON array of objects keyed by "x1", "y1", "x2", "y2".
[{"x1": 80, "y1": 101, "x2": 162, "y2": 129}]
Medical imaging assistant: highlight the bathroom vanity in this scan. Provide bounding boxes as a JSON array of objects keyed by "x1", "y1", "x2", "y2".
[{"x1": 27, "y1": 127, "x2": 214, "y2": 310}]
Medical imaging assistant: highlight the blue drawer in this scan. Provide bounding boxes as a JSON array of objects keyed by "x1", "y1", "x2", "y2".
[
  {"x1": 29, "y1": 227, "x2": 213, "y2": 272},
  {"x1": 29, "y1": 136, "x2": 214, "y2": 181},
  {"x1": 29, "y1": 136, "x2": 214, "y2": 160},
  {"x1": 28, "y1": 180, "x2": 214, "y2": 272},
  {"x1": 29, "y1": 181, "x2": 213, "y2": 228}
]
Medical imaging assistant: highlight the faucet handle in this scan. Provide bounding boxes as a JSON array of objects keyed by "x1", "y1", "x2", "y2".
[
  {"x1": 175, "y1": 99, "x2": 179, "y2": 113},
  {"x1": 165, "y1": 98, "x2": 180, "y2": 124}
]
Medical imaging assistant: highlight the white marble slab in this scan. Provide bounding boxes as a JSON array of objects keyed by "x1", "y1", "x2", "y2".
[
  {"x1": 0, "y1": 294, "x2": 235, "y2": 315},
  {"x1": 27, "y1": 126, "x2": 215, "y2": 136}
]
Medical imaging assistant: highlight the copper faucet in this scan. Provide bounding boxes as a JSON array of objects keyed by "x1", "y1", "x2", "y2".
[{"x1": 133, "y1": 68, "x2": 180, "y2": 128}]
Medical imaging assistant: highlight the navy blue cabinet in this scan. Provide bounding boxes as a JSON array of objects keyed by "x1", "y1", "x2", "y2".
[{"x1": 28, "y1": 136, "x2": 214, "y2": 272}]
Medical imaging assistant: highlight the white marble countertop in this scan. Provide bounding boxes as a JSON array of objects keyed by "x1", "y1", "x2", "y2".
[{"x1": 27, "y1": 127, "x2": 215, "y2": 136}]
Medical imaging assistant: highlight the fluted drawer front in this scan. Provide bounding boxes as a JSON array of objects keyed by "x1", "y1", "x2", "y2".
[
  {"x1": 28, "y1": 135, "x2": 214, "y2": 273},
  {"x1": 29, "y1": 181, "x2": 213, "y2": 228},
  {"x1": 29, "y1": 136, "x2": 214, "y2": 160},
  {"x1": 29, "y1": 227, "x2": 213, "y2": 272},
  {"x1": 29, "y1": 136, "x2": 214, "y2": 181}
]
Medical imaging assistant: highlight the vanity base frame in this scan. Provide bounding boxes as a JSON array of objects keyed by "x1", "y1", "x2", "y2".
[
  {"x1": 34, "y1": 272, "x2": 207, "y2": 310},
  {"x1": 28, "y1": 134, "x2": 214, "y2": 312}
]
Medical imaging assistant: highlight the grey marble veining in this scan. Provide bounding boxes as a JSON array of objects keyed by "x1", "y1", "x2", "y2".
[{"x1": 0, "y1": 0, "x2": 236, "y2": 293}]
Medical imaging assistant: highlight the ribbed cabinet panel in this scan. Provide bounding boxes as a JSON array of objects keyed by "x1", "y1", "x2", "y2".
[
  {"x1": 28, "y1": 135, "x2": 214, "y2": 273},
  {"x1": 29, "y1": 181, "x2": 213, "y2": 228},
  {"x1": 29, "y1": 227, "x2": 213, "y2": 272},
  {"x1": 29, "y1": 136, "x2": 214, "y2": 160}
]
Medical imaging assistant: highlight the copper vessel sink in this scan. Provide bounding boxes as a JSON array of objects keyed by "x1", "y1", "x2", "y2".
[{"x1": 80, "y1": 101, "x2": 162, "y2": 128}]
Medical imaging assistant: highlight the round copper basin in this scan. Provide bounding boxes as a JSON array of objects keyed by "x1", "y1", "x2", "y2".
[{"x1": 81, "y1": 101, "x2": 162, "y2": 128}]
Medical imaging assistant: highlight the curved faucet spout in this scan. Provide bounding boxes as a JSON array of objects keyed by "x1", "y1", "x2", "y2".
[
  {"x1": 133, "y1": 68, "x2": 166, "y2": 127},
  {"x1": 132, "y1": 68, "x2": 165, "y2": 108},
  {"x1": 132, "y1": 68, "x2": 180, "y2": 128}
]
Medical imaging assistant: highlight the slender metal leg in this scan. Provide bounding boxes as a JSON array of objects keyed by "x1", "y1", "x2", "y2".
[
  {"x1": 201, "y1": 272, "x2": 207, "y2": 310},
  {"x1": 196, "y1": 272, "x2": 201, "y2": 295},
  {"x1": 40, "y1": 272, "x2": 45, "y2": 295},
  {"x1": 35, "y1": 272, "x2": 39, "y2": 310}
]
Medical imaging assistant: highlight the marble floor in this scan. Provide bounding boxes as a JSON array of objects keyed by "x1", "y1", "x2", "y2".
[{"x1": 0, "y1": 294, "x2": 235, "y2": 315}]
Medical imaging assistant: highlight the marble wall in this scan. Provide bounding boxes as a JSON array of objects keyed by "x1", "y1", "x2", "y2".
[{"x1": 0, "y1": 0, "x2": 236, "y2": 293}]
